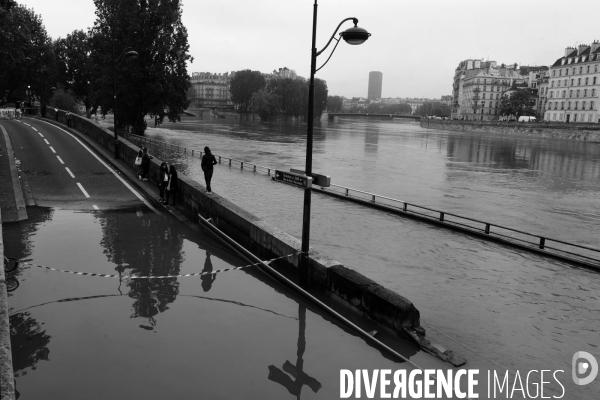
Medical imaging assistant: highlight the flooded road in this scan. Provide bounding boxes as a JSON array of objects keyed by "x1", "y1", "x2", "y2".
[
  {"x1": 125, "y1": 114, "x2": 600, "y2": 399},
  {"x1": 5, "y1": 207, "x2": 442, "y2": 399}
]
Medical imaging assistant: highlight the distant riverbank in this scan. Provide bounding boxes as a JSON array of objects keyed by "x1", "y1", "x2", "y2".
[{"x1": 421, "y1": 119, "x2": 600, "y2": 142}]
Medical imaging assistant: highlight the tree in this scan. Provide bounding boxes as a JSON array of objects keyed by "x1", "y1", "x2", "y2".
[
  {"x1": 49, "y1": 88, "x2": 77, "y2": 112},
  {"x1": 55, "y1": 30, "x2": 95, "y2": 110},
  {"x1": 327, "y1": 95, "x2": 343, "y2": 112},
  {"x1": 312, "y1": 78, "x2": 328, "y2": 119},
  {"x1": 229, "y1": 70, "x2": 266, "y2": 113},
  {"x1": 250, "y1": 88, "x2": 280, "y2": 120},
  {"x1": 90, "y1": 0, "x2": 192, "y2": 135},
  {"x1": 499, "y1": 89, "x2": 535, "y2": 119},
  {"x1": 0, "y1": 4, "x2": 56, "y2": 103}
]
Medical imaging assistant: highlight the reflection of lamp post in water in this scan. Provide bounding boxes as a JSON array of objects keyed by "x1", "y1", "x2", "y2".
[{"x1": 268, "y1": 305, "x2": 322, "y2": 399}]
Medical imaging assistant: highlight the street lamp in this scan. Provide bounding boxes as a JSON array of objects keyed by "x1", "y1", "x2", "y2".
[
  {"x1": 299, "y1": 0, "x2": 371, "y2": 286},
  {"x1": 112, "y1": 46, "x2": 138, "y2": 159}
]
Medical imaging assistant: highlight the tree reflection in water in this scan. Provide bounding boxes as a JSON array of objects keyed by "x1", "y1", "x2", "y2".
[
  {"x1": 9, "y1": 312, "x2": 51, "y2": 377},
  {"x1": 98, "y1": 209, "x2": 185, "y2": 328}
]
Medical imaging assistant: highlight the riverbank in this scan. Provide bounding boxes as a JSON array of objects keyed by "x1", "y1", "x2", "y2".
[{"x1": 421, "y1": 119, "x2": 600, "y2": 142}]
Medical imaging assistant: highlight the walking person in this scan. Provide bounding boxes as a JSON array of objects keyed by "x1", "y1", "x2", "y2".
[
  {"x1": 158, "y1": 162, "x2": 169, "y2": 203},
  {"x1": 140, "y1": 147, "x2": 153, "y2": 181},
  {"x1": 201, "y1": 146, "x2": 217, "y2": 194},
  {"x1": 135, "y1": 149, "x2": 144, "y2": 179},
  {"x1": 165, "y1": 165, "x2": 178, "y2": 206}
]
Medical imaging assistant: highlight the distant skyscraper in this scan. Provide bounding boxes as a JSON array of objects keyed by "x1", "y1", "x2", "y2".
[{"x1": 368, "y1": 71, "x2": 383, "y2": 100}]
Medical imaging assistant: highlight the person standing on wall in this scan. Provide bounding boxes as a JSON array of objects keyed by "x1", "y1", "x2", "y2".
[
  {"x1": 140, "y1": 147, "x2": 153, "y2": 181},
  {"x1": 201, "y1": 146, "x2": 217, "y2": 194},
  {"x1": 165, "y1": 164, "x2": 178, "y2": 206},
  {"x1": 158, "y1": 162, "x2": 169, "y2": 203}
]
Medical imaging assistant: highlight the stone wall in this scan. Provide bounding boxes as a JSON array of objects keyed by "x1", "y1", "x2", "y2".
[{"x1": 420, "y1": 119, "x2": 600, "y2": 142}]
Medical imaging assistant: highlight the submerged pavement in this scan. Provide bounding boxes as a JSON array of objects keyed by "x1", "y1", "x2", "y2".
[{"x1": 0, "y1": 117, "x2": 465, "y2": 399}]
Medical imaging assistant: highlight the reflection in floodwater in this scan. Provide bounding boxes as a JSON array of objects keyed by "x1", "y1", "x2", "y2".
[
  {"x1": 364, "y1": 126, "x2": 379, "y2": 154},
  {"x1": 98, "y1": 210, "x2": 185, "y2": 328},
  {"x1": 201, "y1": 251, "x2": 216, "y2": 292},
  {"x1": 268, "y1": 305, "x2": 322, "y2": 399},
  {"x1": 9, "y1": 312, "x2": 51, "y2": 377}
]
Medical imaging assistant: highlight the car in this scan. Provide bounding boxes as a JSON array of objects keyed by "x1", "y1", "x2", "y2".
[{"x1": 518, "y1": 116, "x2": 536, "y2": 122}]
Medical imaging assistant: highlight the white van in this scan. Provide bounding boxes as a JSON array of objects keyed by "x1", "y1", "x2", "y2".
[{"x1": 518, "y1": 116, "x2": 536, "y2": 122}]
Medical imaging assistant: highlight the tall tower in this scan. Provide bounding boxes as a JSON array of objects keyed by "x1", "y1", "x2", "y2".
[{"x1": 368, "y1": 71, "x2": 383, "y2": 100}]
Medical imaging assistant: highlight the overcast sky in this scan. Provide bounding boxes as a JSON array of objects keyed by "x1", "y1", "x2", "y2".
[{"x1": 19, "y1": 0, "x2": 600, "y2": 99}]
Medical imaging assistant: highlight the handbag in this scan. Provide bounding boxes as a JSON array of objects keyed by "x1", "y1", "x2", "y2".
[{"x1": 135, "y1": 156, "x2": 142, "y2": 166}]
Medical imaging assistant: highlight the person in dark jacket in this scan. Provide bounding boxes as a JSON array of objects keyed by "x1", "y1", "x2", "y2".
[
  {"x1": 165, "y1": 165, "x2": 178, "y2": 206},
  {"x1": 135, "y1": 149, "x2": 144, "y2": 179},
  {"x1": 140, "y1": 147, "x2": 153, "y2": 181},
  {"x1": 201, "y1": 146, "x2": 217, "y2": 194},
  {"x1": 158, "y1": 162, "x2": 169, "y2": 203}
]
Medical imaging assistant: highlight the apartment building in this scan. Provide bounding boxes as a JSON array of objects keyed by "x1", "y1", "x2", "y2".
[
  {"x1": 190, "y1": 72, "x2": 232, "y2": 109},
  {"x1": 545, "y1": 41, "x2": 600, "y2": 123}
]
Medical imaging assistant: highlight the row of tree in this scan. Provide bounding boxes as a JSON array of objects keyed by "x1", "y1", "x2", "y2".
[
  {"x1": 228, "y1": 69, "x2": 328, "y2": 121},
  {"x1": 0, "y1": 0, "x2": 192, "y2": 134}
]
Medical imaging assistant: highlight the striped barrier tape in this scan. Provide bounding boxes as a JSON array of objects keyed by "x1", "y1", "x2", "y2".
[{"x1": 4, "y1": 254, "x2": 293, "y2": 280}]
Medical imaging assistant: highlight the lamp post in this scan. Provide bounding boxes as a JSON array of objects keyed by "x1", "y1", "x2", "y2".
[
  {"x1": 112, "y1": 46, "x2": 138, "y2": 159},
  {"x1": 299, "y1": 0, "x2": 371, "y2": 286}
]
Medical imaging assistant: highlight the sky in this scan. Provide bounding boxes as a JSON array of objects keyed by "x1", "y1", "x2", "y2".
[{"x1": 19, "y1": 0, "x2": 600, "y2": 99}]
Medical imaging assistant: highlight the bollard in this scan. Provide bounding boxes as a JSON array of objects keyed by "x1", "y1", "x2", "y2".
[
  {"x1": 241, "y1": 162, "x2": 243, "y2": 169},
  {"x1": 345, "y1": 188, "x2": 349, "y2": 196},
  {"x1": 229, "y1": 159, "x2": 231, "y2": 166},
  {"x1": 440, "y1": 212, "x2": 444, "y2": 222},
  {"x1": 403, "y1": 202, "x2": 407, "y2": 212},
  {"x1": 268, "y1": 168, "x2": 270, "y2": 175},
  {"x1": 539, "y1": 237, "x2": 545, "y2": 249},
  {"x1": 192, "y1": 150, "x2": 194, "y2": 156},
  {"x1": 485, "y1": 224, "x2": 490, "y2": 234},
  {"x1": 371, "y1": 195, "x2": 376, "y2": 203},
  {"x1": 218, "y1": 156, "x2": 221, "y2": 163},
  {"x1": 253, "y1": 165, "x2": 256, "y2": 171}
]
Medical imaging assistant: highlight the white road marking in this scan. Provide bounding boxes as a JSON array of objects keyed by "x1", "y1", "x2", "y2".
[
  {"x1": 92, "y1": 205, "x2": 99, "y2": 210},
  {"x1": 35, "y1": 119, "x2": 159, "y2": 213},
  {"x1": 65, "y1": 167, "x2": 75, "y2": 178},
  {"x1": 38, "y1": 132, "x2": 44, "y2": 137},
  {"x1": 44, "y1": 139, "x2": 49, "y2": 144},
  {"x1": 32, "y1": 127, "x2": 37, "y2": 131},
  {"x1": 49, "y1": 146, "x2": 56, "y2": 153},
  {"x1": 77, "y1": 183, "x2": 90, "y2": 198},
  {"x1": 56, "y1": 156, "x2": 64, "y2": 164},
  {"x1": 24, "y1": 123, "x2": 30, "y2": 126}
]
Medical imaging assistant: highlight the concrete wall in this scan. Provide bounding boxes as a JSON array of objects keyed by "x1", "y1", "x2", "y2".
[
  {"x1": 0, "y1": 212, "x2": 16, "y2": 400},
  {"x1": 421, "y1": 119, "x2": 600, "y2": 142},
  {"x1": 38, "y1": 111, "x2": 465, "y2": 366}
]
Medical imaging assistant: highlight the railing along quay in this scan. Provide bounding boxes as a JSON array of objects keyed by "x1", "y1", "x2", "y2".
[{"x1": 125, "y1": 133, "x2": 600, "y2": 270}]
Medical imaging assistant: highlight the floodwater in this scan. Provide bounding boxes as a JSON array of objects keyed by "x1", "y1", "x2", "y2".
[
  {"x1": 126, "y1": 114, "x2": 600, "y2": 398},
  {"x1": 6, "y1": 207, "x2": 455, "y2": 399}
]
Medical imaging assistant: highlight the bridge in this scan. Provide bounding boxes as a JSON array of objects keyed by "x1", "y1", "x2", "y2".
[{"x1": 326, "y1": 112, "x2": 421, "y2": 121}]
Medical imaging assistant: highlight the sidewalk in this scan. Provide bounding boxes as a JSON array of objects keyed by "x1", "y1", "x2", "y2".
[{"x1": 0, "y1": 123, "x2": 27, "y2": 223}]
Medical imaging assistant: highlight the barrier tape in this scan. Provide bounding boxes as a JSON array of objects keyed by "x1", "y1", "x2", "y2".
[{"x1": 4, "y1": 255, "x2": 293, "y2": 280}]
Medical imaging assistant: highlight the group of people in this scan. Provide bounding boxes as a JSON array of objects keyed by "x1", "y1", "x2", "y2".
[{"x1": 134, "y1": 145, "x2": 217, "y2": 205}]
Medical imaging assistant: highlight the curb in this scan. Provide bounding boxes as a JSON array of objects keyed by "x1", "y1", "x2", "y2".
[{"x1": 0, "y1": 124, "x2": 27, "y2": 222}]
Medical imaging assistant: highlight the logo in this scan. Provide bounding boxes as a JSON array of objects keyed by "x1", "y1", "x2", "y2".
[{"x1": 572, "y1": 351, "x2": 598, "y2": 386}]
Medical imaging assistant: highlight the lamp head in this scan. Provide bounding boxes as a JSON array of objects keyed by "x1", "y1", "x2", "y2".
[
  {"x1": 340, "y1": 20, "x2": 371, "y2": 45},
  {"x1": 125, "y1": 50, "x2": 139, "y2": 60}
]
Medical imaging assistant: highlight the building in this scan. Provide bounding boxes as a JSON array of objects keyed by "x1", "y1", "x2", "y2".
[
  {"x1": 368, "y1": 71, "x2": 383, "y2": 100},
  {"x1": 451, "y1": 59, "x2": 544, "y2": 121},
  {"x1": 537, "y1": 72, "x2": 550, "y2": 118},
  {"x1": 190, "y1": 72, "x2": 233, "y2": 109},
  {"x1": 544, "y1": 41, "x2": 600, "y2": 123}
]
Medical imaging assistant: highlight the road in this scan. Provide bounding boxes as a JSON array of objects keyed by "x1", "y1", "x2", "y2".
[{"x1": 1, "y1": 118, "x2": 462, "y2": 399}]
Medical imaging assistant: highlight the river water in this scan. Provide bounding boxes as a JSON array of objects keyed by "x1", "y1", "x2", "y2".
[{"x1": 127, "y1": 114, "x2": 600, "y2": 398}]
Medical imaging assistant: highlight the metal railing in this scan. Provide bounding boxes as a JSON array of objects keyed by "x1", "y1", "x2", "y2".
[{"x1": 125, "y1": 133, "x2": 600, "y2": 269}]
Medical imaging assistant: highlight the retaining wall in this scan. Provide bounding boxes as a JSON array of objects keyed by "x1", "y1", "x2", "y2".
[
  {"x1": 0, "y1": 212, "x2": 16, "y2": 400},
  {"x1": 421, "y1": 119, "x2": 600, "y2": 142},
  {"x1": 38, "y1": 110, "x2": 464, "y2": 366}
]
